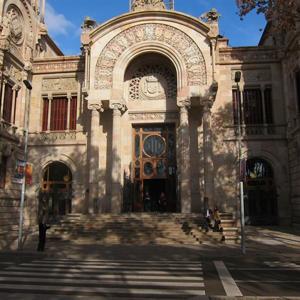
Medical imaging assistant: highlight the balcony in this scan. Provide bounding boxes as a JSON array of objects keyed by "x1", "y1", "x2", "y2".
[{"x1": 224, "y1": 124, "x2": 287, "y2": 141}]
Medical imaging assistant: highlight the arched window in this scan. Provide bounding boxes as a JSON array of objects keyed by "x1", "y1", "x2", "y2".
[
  {"x1": 245, "y1": 158, "x2": 278, "y2": 225},
  {"x1": 42, "y1": 162, "x2": 72, "y2": 216}
]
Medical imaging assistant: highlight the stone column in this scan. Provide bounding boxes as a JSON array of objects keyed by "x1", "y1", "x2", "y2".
[
  {"x1": 88, "y1": 103, "x2": 103, "y2": 214},
  {"x1": 178, "y1": 100, "x2": 192, "y2": 213},
  {"x1": 11, "y1": 84, "x2": 20, "y2": 124},
  {"x1": 66, "y1": 93, "x2": 71, "y2": 130},
  {"x1": 47, "y1": 94, "x2": 52, "y2": 131},
  {"x1": 0, "y1": 78, "x2": 7, "y2": 120},
  {"x1": 203, "y1": 99, "x2": 214, "y2": 209},
  {"x1": 110, "y1": 103, "x2": 126, "y2": 214}
]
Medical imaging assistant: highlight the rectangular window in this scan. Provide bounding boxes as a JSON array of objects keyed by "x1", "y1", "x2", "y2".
[
  {"x1": 0, "y1": 157, "x2": 7, "y2": 189},
  {"x1": 295, "y1": 71, "x2": 300, "y2": 113},
  {"x1": 69, "y1": 96, "x2": 77, "y2": 130},
  {"x1": 50, "y1": 97, "x2": 68, "y2": 131},
  {"x1": 264, "y1": 88, "x2": 273, "y2": 124},
  {"x1": 2, "y1": 84, "x2": 13, "y2": 123},
  {"x1": 42, "y1": 96, "x2": 77, "y2": 131},
  {"x1": 232, "y1": 89, "x2": 241, "y2": 125},
  {"x1": 243, "y1": 89, "x2": 263, "y2": 125}
]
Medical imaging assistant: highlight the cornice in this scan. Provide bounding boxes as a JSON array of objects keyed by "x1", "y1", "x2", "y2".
[{"x1": 32, "y1": 55, "x2": 85, "y2": 74}]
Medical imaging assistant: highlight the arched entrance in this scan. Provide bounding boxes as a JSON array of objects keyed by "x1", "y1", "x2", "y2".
[
  {"x1": 124, "y1": 53, "x2": 178, "y2": 212},
  {"x1": 42, "y1": 162, "x2": 72, "y2": 217},
  {"x1": 245, "y1": 158, "x2": 278, "y2": 225}
]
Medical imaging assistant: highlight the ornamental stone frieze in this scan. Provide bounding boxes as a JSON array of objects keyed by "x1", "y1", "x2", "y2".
[
  {"x1": 128, "y1": 111, "x2": 178, "y2": 121},
  {"x1": 42, "y1": 77, "x2": 78, "y2": 92},
  {"x1": 95, "y1": 23, "x2": 207, "y2": 89},
  {"x1": 33, "y1": 57, "x2": 85, "y2": 74},
  {"x1": 218, "y1": 49, "x2": 278, "y2": 64},
  {"x1": 29, "y1": 131, "x2": 87, "y2": 145}
]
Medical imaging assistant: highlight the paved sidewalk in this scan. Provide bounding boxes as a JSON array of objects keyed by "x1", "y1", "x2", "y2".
[{"x1": 1, "y1": 226, "x2": 298, "y2": 261}]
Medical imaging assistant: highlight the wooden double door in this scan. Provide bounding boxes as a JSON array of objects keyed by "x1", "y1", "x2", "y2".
[{"x1": 131, "y1": 124, "x2": 177, "y2": 212}]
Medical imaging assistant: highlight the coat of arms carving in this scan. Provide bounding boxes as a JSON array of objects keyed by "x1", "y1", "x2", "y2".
[
  {"x1": 131, "y1": 0, "x2": 166, "y2": 11},
  {"x1": 1, "y1": 8, "x2": 24, "y2": 45}
]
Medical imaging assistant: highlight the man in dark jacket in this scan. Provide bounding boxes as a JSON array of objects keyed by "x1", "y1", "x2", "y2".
[{"x1": 37, "y1": 193, "x2": 50, "y2": 251}]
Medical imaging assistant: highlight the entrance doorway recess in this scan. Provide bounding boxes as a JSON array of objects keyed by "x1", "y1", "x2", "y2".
[
  {"x1": 131, "y1": 124, "x2": 177, "y2": 212},
  {"x1": 245, "y1": 158, "x2": 278, "y2": 225},
  {"x1": 42, "y1": 162, "x2": 72, "y2": 217}
]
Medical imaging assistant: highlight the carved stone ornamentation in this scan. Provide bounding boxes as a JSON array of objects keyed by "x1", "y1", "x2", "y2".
[
  {"x1": 0, "y1": 7, "x2": 24, "y2": 45},
  {"x1": 42, "y1": 78, "x2": 78, "y2": 92},
  {"x1": 110, "y1": 103, "x2": 127, "y2": 114},
  {"x1": 3, "y1": 63, "x2": 23, "y2": 83},
  {"x1": 200, "y1": 8, "x2": 220, "y2": 24},
  {"x1": 129, "y1": 65, "x2": 176, "y2": 101},
  {"x1": 219, "y1": 49, "x2": 278, "y2": 64},
  {"x1": 88, "y1": 103, "x2": 104, "y2": 112},
  {"x1": 131, "y1": 0, "x2": 166, "y2": 11},
  {"x1": 128, "y1": 111, "x2": 178, "y2": 121},
  {"x1": 95, "y1": 23, "x2": 207, "y2": 89}
]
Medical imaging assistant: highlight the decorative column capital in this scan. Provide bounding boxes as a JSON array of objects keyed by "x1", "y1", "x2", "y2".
[
  {"x1": 88, "y1": 103, "x2": 104, "y2": 112},
  {"x1": 110, "y1": 102, "x2": 127, "y2": 114},
  {"x1": 178, "y1": 98, "x2": 191, "y2": 109},
  {"x1": 47, "y1": 93, "x2": 53, "y2": 101},
  {"x1": 12, "y1": 84, "x2": 21, "y2": 91}
]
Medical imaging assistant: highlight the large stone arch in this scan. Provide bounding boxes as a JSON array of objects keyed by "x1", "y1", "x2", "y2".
[{"x1": 94, "y1": 23, "x2": 207, "y2": 92}]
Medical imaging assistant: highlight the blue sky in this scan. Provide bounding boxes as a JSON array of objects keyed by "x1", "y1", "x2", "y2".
[{"x1": 45, "y1": 0, "x2": 266, "y2": 55}]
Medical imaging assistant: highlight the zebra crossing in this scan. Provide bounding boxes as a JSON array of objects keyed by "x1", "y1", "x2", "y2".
[{"x1": 0, "y1": 258, "x2": 206, "y2": 298}]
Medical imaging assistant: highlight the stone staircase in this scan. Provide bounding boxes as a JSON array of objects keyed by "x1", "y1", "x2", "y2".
[
  {"x1": 220, "y1": 212, "x2": 240, "y2": 244},
  {"x1": 180, "y1": 212, "x2": 240, "y2": 244},
  {"x1": 46, "y1": 213, "x2": 210, "y2": 245}
]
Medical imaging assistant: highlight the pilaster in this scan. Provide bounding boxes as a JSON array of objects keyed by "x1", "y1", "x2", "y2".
[
  {"x1": 110, "y1": 102, "x2": 126, "y2": 214},
  {"x1": 87, "y1": 103, "x2": 103, "y2": 214},
  {"x1": 178, "y1": 98, "x2": 192, "y2": 213},
  {"x1": 203, "y1": 99, "x2": 214, "y2": 209}
]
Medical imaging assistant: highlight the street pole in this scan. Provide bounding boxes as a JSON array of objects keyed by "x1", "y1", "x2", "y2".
[
  {"x1": 235, "y1": 71, "x2": 246, "y2": 255},
  {"x1": 17, "y1": 79, "x2": 32, "y2": 250}
]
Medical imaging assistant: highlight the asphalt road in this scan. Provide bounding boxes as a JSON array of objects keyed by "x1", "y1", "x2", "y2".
[{"x1": 0, "y1": 248, "x2": 299, "y2": 299}]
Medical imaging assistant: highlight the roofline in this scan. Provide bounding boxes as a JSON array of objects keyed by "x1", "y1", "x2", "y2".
[
  {"x1": 44, "y1": 34, "x2": 64, "y2": 56},
  {"x1": 90, "y1": 10, "x2": 210, "y2": 40}
]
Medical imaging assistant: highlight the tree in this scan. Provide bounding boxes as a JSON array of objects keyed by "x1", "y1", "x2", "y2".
[{"x1": 236, "y1": 0, "x2": 300, "y2": 31}]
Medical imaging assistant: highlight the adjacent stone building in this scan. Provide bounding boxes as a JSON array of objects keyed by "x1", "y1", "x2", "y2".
[{"x1": 0, "y1": 0, "x2": 299, "y2": 249}]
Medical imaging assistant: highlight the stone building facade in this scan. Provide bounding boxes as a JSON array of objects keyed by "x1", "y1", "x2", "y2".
[{"x1": 0, "y1": 0, "x2": 299, "y2": 249}]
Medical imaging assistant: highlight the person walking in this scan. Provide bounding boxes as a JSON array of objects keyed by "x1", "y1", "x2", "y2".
[
  {"x1": 37, "y1": 193, "x2": 50, "y2": 252},
  {"x1": 213, "y1": 206, "x2": 222, "y2": 232},
  {"x1": 144, "y1": 192, "x2": 151, "y2": 212},
  {"x1": 158, "y1": 192, "x2": 167, "y2": 212}
]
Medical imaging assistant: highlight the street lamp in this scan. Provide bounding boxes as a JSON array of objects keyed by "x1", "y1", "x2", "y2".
[
  {"x1": 17, "y1": 79, "x2": 32, "y2": 250},
  {"x1": 234, "y1": 71, "x2": 246, "y2": 255}
]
